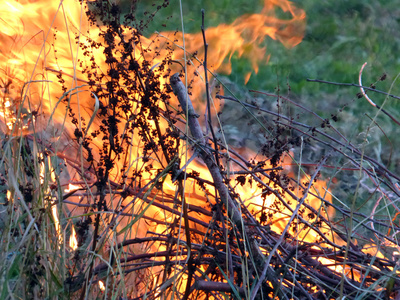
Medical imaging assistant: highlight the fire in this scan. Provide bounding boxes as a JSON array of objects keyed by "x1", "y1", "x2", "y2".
[
  {"x1": 98, "y1": 280, "x2": 105, "y2": 292},
  {"x1": 69, "y1": 224, "x2": 78, "y2": 250},
  {"x1": 0, "y1": 0, "x2": 305, "y2": 136},
  {"x1": 158, "y1": 0, "x2": 305, "y2": 84},
  {"x1": 3, "y1": 0, "x2": 388, "y2": 298}
]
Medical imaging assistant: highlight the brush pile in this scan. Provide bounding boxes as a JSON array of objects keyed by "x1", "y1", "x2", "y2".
[{"x1": 1, "y1": 1, "x2": 400, "y2": 299}]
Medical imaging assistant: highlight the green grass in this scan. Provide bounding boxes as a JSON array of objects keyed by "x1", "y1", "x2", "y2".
[{"x1": 126, "y1": 0, "x2": 264, "y2": 34}]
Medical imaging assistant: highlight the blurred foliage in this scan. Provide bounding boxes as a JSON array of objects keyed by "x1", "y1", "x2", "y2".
[{"x1": 124, "y1": 0, "x2": 263, "y2": 34}]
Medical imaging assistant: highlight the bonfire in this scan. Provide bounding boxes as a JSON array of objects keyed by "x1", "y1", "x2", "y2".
[{"x1": 0, "y1": 0, "x2": 399, "y2": 299}]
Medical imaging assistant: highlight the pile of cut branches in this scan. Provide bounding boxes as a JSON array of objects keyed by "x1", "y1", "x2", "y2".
[{"x1": 1, "y1": 1, "x2": 400, "y2": 299}]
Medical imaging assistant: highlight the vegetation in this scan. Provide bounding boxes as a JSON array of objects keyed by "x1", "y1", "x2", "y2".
[
  {"x1": 1, "y1": 0, "x2": 400, "y2": 299},
  {"x1": 134, "y1": 0, "x2": 400, "y2": 171}
]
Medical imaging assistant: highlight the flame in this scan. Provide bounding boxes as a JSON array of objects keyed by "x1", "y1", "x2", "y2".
[
  {"x1": 159, "y1": 0, "x2": 305, "y2": 79},
  {"x1": 0, "y1": 0, "x2": 305, "y2": 135},
  {"x1": 98, "y1": 280, "x2": 105, "y2": 292},
  {"x1": 2, "y1": 0, "x2": 396, "y2": 296},
  {"x1": 69, "y1": 225, "x2": 78, "y2": 250},
  {"x1": 4, "y1": 0, "x2": 372, "y2": 297},
  {"x1": 4, "y1": 0, "x2": 390, "y2": 295}
]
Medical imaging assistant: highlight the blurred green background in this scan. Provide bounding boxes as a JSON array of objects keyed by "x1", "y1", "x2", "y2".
[{"x1": 124, "y1": 0, "x2": 400, "y2": 171}]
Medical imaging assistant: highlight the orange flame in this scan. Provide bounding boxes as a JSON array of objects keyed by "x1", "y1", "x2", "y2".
[
  {"x1": 0, "y1": 0, "x2": 305, "y2": 134},
  {"x1": 0, "y1": 0, "x2": 323, "y2": 296},
  {"x1": 98, "y1": 280, "x2": 105, "y2": 292},
  {"x1": 159, "y1": 0, "x2": 305, "y2": 78},
  {"x1": 0, "y1": 0, "x2": 306, "y2": 235},
  {"x1": 69, "y1": 224, "x2": 78, "y2": 250},
  {"x1": 2, "y1": 0, "x2": 395, "y2": 297}
]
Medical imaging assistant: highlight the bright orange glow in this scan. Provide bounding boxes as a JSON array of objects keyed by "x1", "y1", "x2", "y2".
[
  {"x1": 0, "y1": 0, "x2": 305, "y2": 134},
  {"x1": 237, "y1": 153, "x2": 338, "y2": 246},
  {"x1": 3, "y1": 0, "x2": 391, "y2": 296},
  {"x1": 5, "y1": 0, "x2": 378, "y2": 297},
  {"x1": 51, "y1": 204, "x2": 62, "y2": 241},
  {"x1": 98, "y1": 280, "x2": 105, "y2": 292},
  {"x1": 69, "y1": 225, "x2": 78, "y2": 250},
  {"x1": 64, "y1": 183, "x2": 80, "y2": 193}
]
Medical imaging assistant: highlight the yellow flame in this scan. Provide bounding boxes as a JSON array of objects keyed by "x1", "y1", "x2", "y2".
[
  {"x1": 69, "y1": 225, "x2": 78, "y2": 250},
  {"x1": 2, "y1": 0, "x2": 360, "y2": 297},
  {"x1": 98, "y1": 280, "x2": 105, "y2": 292}
]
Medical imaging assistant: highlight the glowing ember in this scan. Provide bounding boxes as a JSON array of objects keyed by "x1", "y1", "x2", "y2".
[{"x1": 98, "y1": 280, "x2": 105, "y2": 292}]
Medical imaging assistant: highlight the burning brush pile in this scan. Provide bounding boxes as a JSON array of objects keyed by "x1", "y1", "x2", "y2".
[{"x1": 1, "y1": 0, "x2": 400, "y2": 299}]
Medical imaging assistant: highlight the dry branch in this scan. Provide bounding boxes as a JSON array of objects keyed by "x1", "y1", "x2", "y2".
[{"x1": 170, "y1": 73, "x2": 243, "y2": 226}]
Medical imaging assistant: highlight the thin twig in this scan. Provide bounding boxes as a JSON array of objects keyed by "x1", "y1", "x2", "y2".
[
  {"x1": 358, "y1": 62, "x2": 400, "y2": 126},
  {"x1": 250, "y1": 154, "x2": 330, "y2": 300},
  {"x1": 201, "y1": 9, "x2": 221, "y2": 169},
  {"x1": 306, "y1": 77, "x2": 400, "y2": 101}
]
